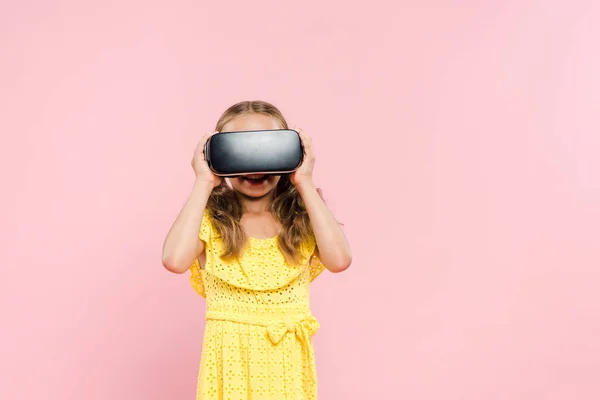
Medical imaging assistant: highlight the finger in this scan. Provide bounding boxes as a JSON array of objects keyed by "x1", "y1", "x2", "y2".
[
  {"x1": 198, "y1": 130, "x2": 219, "y2": 153},
  {"x1": 296, "y1": 127, "x2": 308, "y2": 139},
  {"x1": 300, "y1": 131, "x2": 313, "y2": 145},
  {"x1": 206, "y1": 130, "x2": 219, "y2": 141},
  {"x1": 300, "y1": 134, "x2": 314, "y2": 156},
  {"x1": 200, "y1": 130, "x2": 218, "y2": 143},
  {"x1": 296, "y1": 129, "x2": 312, "y2": 147}
]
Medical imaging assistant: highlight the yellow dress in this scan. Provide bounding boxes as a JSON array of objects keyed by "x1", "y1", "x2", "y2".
[{"x1": 189, "y1": 212, "x2": 326, "y2": 400}]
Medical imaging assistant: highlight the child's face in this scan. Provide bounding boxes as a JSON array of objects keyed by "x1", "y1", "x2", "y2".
[{"x1": 222, "y1": 113, "x2": 282, "y2": 199}]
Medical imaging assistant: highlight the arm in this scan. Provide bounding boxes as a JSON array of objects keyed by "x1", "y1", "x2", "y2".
[
  {"x1": 297, "y1": 182, "x2": 352, "y2": 273},
  {"x1": 292, "y1": 128, "x2": 352, "y2": 273},
  {"x1": 162, "y1": 132, "x2": 221, "y2": 274},
  {"x1": 161, "y1": 179, "x2": 213, "y2": 274}
]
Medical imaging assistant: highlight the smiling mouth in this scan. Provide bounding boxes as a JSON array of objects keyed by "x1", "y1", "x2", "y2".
[{"x1": 242, "y1": 174, "x2": 268, "y2": 184}]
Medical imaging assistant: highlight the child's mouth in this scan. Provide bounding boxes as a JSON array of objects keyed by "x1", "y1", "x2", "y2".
[{"x1": 242, "y1": 174, "x2": 268, "y2": 185}]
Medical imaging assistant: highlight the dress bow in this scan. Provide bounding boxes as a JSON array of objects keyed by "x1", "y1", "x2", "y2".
[{"x1": 266, "y1": 316, "x2": 320, "y2": 345}]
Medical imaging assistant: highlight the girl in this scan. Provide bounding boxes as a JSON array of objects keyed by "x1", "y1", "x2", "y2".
[{"x1": 161, "y1": 100, "x2": 352, "y2": 399}]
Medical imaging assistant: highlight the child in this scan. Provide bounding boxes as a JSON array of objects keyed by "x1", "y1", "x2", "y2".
[{"x1": 162, "y1": 100, "x2": 352, "y2": 399}]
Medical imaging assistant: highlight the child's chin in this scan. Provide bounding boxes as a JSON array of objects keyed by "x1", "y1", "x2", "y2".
[{"x1": 246, "y1": 186, "x2": 276, "y2": 198}]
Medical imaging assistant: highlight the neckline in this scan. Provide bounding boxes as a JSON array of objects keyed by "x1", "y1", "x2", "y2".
[{"x1": 248, "y1": 235, "x2": 279, "y2": 242}]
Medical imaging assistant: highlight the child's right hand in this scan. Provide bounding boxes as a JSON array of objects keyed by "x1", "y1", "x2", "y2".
[{"x1": 192, "y1": 131, "x2": 222, "y2": 188}]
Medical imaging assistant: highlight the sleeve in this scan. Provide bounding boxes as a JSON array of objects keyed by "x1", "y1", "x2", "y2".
[
  {"x1": 309, "y1": 251, "x2": 327, "y2": 282},
  {"x1": 189, "y1": 211, "x2": 213, "y2": 298},
  {"x1": 189, "y1": 259, "x2": 206, "y2": 297},
  {"x1": 198, "y1": 211, "x2": 213, "y2": 243},
  {"x1": 300, "y1": 233, "x2": 327, "y2": 282}
]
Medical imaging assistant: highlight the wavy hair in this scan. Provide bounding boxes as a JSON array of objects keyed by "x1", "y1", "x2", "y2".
[{"x1": 206, "y1": 100, "x2": 316, "y2": 265}]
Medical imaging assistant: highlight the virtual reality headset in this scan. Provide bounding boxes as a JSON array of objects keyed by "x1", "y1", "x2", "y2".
[{"x1": 204, "y1": 129, "x2": 304, "y2": 177}]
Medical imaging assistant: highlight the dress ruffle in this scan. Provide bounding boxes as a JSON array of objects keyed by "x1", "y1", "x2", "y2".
[{"x1": 190, "y1": 212, "x2": 320, "y2": 297}]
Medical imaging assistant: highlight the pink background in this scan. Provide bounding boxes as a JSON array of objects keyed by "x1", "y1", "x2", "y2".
[{"x1": 2, "y1": 1, "x2": 600, "y2": 399}]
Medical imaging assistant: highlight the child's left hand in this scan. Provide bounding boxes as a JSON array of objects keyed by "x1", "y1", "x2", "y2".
[{"x1": 290, "y1": 128, "x2": 315, "y2": 187}]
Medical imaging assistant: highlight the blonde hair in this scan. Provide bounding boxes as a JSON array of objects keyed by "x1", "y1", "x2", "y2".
[{"x1": 206, "y1": 100, "x2": 316, "y2": 264}]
